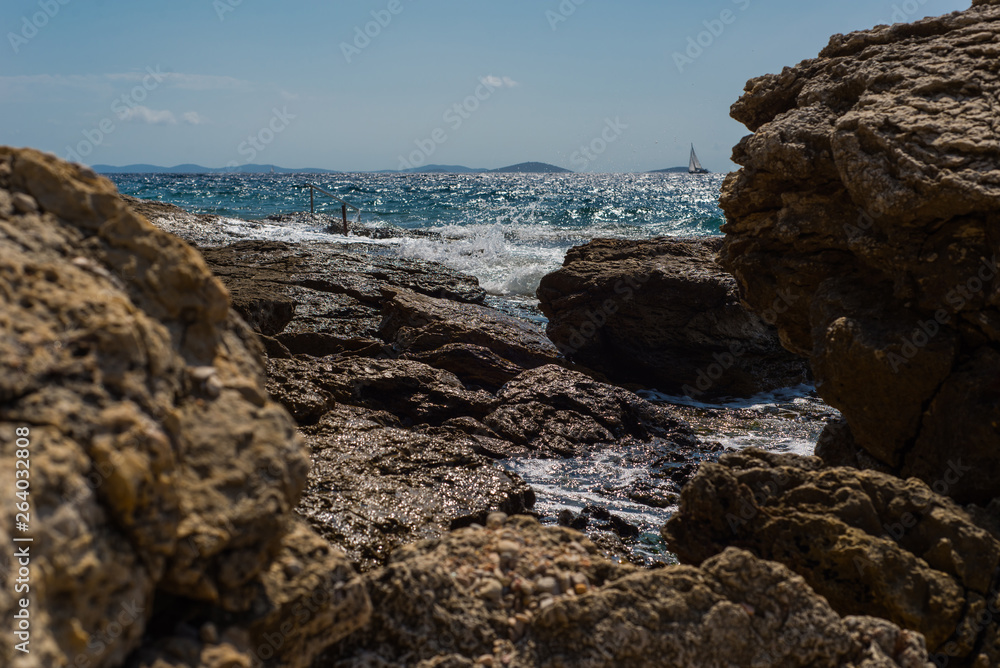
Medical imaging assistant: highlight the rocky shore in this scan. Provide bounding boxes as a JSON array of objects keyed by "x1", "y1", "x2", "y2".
[{"x1": 6, "y1": 3, "x2": 1000, "y2": 664}]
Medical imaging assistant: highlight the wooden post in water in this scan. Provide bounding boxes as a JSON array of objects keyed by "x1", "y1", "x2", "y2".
[{"x1": 341, "y1": 203, "x2": 348, "y2": 236}]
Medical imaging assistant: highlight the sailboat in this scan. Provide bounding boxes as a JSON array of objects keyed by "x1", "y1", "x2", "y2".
[{"x1": 688, "y1": 144, "x2": 709, "y2": 174}]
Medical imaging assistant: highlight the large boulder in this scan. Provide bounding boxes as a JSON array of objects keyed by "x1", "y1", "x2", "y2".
[
  {"x1": 482, "y1": 364, "x2": 700, "y2": 458},
  {"x1": 380, "y1": 287, "x2": 564, "y2": 381},
  {"x1": 664, "y1": 449, "x2": 1000, "y2": 665},
  {"x1": 197, "y1": 240, "x2": 486, "y2": 343},
  {"x1": 718, "y1": 1, "x2": 1000, "y2": 502},
  {"x1": 0, "y1": 147, "x2": 368, "y2": 668},
  {"x1": 327, "y1": 514, "x2": 933, "y2": 667},
  {"x1": 537, "y1": 237, "x2": 809, "y2": 398}
]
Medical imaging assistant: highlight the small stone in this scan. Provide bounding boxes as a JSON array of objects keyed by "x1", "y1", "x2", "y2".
[
  {"x1": 199, "y1": 622, "x2": 219, "y2": 644},
  {"x1": 486, "y1": 512, "x2": 508, "y2": 529},
  {"x1": 535, "y1": 576, "x2": 559, "y2": 596},
  {"x1": 497, "y1": 540, "x2": 520, "y2": 559},
  {"x1": 574, "y1": 583, "x2": 588, "y2": 595},
  {"x1": 12, "y1": 192, "x2": 38, "y2": 214},
  {"x1": 205, "y1": 374, "x2": 223, "y2": 398},
  {"x1": 476, "y1": 656, "x2": 495, "y2": 667},
  {"x1": 479, "y1": 578, "x2": 503, "y2": 603},
  {"x1": 191, "y1": 366, "x2": 217, "y2": 381}
]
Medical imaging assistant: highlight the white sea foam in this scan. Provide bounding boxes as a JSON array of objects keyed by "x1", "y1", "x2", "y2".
[
  {"x1": 639, "y1": 383, "x2": 819, "y2": 410},
  {"x1": 395, "y1": 222, "x2": 571, "y2": 296}
]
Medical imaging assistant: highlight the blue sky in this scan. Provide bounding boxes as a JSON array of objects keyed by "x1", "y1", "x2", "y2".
[{"x1": 1, "y1": 0, "x2": 969, "y2": 172}]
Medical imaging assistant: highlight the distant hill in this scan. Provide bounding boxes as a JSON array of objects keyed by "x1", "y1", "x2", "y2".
[
  {"x1": 92, "y1": 161, "x2": 575, "y2": 175},
  {"x1": 491, "y1": 162, "x2": 572, "y2": 174},
  {"x1": 649, "y1": 166, "x2": 693, "y2": 174},
  {"x1": 92, "y1": 164, "x2": 341, "y2": 174},
  {"x1": 400, "y1": 164, "x2": 485, "y2": 174}
]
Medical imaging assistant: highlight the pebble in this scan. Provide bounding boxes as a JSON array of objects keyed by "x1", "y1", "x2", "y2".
[
  {"x1": 191, "y1": 366, "x2": 217, "y2": 381},
  {"x1": 12, "y1": 192, "x2": 38, "y2": 214},
  {"x1": 535, "y1": 576, "x2": 559, "y2": 596},
  {"x1": 199, "y1": 622, "x2": 219, "y2": 644},
  {"x1": 479, "y1": 578, "x2": 503, "y2": 603},
  {"x1": 476, "y1": 656, "x2": 495, "y2": 667},
  {"x1": 486, "y1": 512, "x2": 508, "y2": 529}
]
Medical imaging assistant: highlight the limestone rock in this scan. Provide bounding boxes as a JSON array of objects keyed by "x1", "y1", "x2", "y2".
[
  {"x1": 483, "y1": 364, "x2": 700, "y2": 457},
  {"x1": 295, "y1": 406, "x2": 536, "y2": 572},
  {"x1": 664, "y1": 449, "x2": 1000, "y2": 664},
  {"x1": 718, "y1": 1, "x2": 1000, "y2": 502},
  {"x1": 0, "y1": 147, "x2": 367, "y2": 668},
  {"x1": 197, "y1": 240, "x2": 486, "y2": 342},
  {"x1": 267, "y1": 355, "x2": 496, "y2": 426},
  {"x1": 380, "y1": 287, "x2": 562, "y2": 373},
  {"x1": 537, "y1": 237, "x2": 809, "y2": 398},
  {"x1": 328, "y1": 516, "x2": 933, "y2": 667}
]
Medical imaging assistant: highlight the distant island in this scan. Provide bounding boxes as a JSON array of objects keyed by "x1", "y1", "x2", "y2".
[
  {"x1": 93, "y1": 161, "x2": 574, "y2": 175},
  {"x1": 490, "y1": 162, "x2": 572, "y2": 174},
  {"x1": 92, "y1": 161, "x2": 717, "y2": 175}
]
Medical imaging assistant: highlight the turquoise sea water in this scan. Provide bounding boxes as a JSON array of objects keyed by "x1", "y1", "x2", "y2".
[{"x1": 110, "y1": 172, "x2": 727, "y2": 297}]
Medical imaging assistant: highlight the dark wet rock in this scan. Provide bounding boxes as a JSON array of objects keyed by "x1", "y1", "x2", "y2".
[
  {"x1": 328, "y1": 516, "x2": 933, "y2": 667},
  {"x1": 380, "y1": 287, "x2": 562, "y2": 371},
  {"x1": 537, "y1": 237, "x2": 809, "y2": 399},
  {"x1": 295, "y1": 406, "x2": 535, "y2": 572},
  {"x1": 404, "y1": 343, "x2": 526, "y2": 392},
  {"x1": 483, "y1": 365, "x2": 700, "y2": 458},
  {"x1": 664, "y1": 449, "x2": 1000, "y2": 664},
  {"x1": 1, "y1": 148, "x2": 367, "y2": 668},
  {"x1": 230, "y1": 288, "x2": 297, "y2": 337},
  {"x1": 556, "y1": 506, "x2": 640, "y2": 540},
  {"x1": 718, "y1": 1, "x2": 1000, "y2": 503},
  {"x1": 275, "y1": 331, "x2": 387, "y2": 358},
  {"x1": 267, "y1": 356, "x2": 495, "y2": 427},
  {"x1": 197, "y1": 240, "x2": 486, "y2": 341}
]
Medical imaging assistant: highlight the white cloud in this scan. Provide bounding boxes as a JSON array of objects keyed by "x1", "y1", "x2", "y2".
[
  {"x1": 481, "y1": 75, "x2": 520, "y2": 88},
  {"x1": 120, "y1": 106, "x2": 177, "y2": 125},
  {"x1": 181, "y1": 111, "x2": 205, "y2": 125}
]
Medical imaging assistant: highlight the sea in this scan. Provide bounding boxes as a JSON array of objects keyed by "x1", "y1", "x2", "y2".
[{"x1": 110, "y1": 171, "x2": 835, "y2": 564}]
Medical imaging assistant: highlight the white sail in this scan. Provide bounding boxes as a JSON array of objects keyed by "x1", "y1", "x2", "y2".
[{"x1": 689, "y1": 144, "x2": 705, "y2": 173}]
